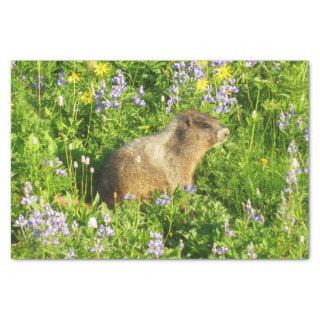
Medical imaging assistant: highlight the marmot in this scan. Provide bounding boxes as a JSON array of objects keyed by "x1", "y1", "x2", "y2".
[{"x1": 98, "y1": 110, "x2": 229, "y2": 207}]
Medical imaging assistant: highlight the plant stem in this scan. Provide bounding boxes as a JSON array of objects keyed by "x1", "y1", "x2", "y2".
[
  {"x1": 81, "y1": 162, "x2": 85, "y2": 195},
  {"x1": 84, "y1": 166, "x2": 88, "y2": 200},
  {"x1": 90, "y1": 172, "x2": 93, "y2": 201},
  {"x1": 37, "y1": 61, "x2": 42, "y2": 116},
  {"x1": 164, "y1": 195, "x2": 174, "y2": 244},
  {"x1": 249, "y1": 86, "x2": 261, "y2": 149}
]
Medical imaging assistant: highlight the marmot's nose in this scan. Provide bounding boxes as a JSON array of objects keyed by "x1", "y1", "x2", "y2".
[{"x1": 218, "y1": 127, "x2": 230, "y2": 140}]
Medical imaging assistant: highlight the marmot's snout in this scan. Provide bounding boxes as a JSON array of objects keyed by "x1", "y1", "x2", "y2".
[{"x1": 216, "y1": 126, "x2": 230, "y2": 144}]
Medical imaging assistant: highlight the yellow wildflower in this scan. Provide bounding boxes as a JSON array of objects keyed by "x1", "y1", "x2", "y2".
[
  {"x1": 68, "y1": 72, "x2": 80, "y2": 83},
  {"x1": 87, "y1": 61, "x2": 98, "y2": 72},
  {"x1": 216, "y1": 65, "x2": 232, "y2": 81},
  {"x1": 80, "y1": 90, "x2": 94, "y2": 104},
  {"x1": 260, "y1": 158, "x2": 268, "y2": 166},
  {"x1": 197, "y1": 60, "x2": 208, "y2": 67},
  {"x1": 94, "y1": 62, "x2": 112, "y2": 77},
  {"x1": 196, "y1": 78, "x2": 208, "y2": 92}
]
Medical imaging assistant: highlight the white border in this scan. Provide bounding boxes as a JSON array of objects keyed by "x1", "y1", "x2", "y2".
[{"x1": 1, "y1": 1, "x2": 319, "y2": 319}]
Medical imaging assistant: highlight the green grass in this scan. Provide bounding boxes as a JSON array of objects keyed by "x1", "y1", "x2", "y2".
[{"x1": 11, "y1": 60, "x2": 309, "y2": 259}]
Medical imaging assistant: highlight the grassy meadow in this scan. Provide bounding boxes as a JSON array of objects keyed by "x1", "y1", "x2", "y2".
[{"x1": 11, "y1": 60, "x2": 309, "y2": 259}]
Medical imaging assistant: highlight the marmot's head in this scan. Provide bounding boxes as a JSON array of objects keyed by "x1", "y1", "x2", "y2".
[{"x1": 174, "y1": 110, "x2": 230, "y2": 150}]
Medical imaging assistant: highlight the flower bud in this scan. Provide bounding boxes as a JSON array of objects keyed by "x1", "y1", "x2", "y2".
[
  {"x1": 252, "y1": 110, "x2": 257, "y2": 120},
  {"x1": 32, "y1": 137, "x2": 38, "y2": 145},
  {"x1": 87, "y1": 217, "x2": 97, "y2": 228},
  {"x1": 58, "y1": 95, "x2": 64, "y2": 107}
]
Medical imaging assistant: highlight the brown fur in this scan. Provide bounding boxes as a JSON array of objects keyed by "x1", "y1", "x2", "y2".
[{"x1": 98, "y1": 110, "x2": 229, "y2": 207}]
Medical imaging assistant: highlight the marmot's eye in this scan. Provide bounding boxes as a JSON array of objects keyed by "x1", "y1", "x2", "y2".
[{"x1": 200, "y1": 123, "x2": 211, "y2": 129}]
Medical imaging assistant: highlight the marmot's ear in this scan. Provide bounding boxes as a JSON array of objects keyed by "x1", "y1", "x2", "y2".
[{"x1": 185, "y1": 115, "x2": 192, "y2": 126}]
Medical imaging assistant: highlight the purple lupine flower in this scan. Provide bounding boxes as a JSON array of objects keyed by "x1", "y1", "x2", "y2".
[
  {"x1": 284, "y1": 187, "x2": 293, "y2": 194},
  {"x1": 97, "y1": 224, "x2": 115, "y2": 238},
  {"x1": 100, "y1": 79, "x2": 106, "y2": 90},
  {"x1": 56, "y1": 169, "x2": 67, "y2": 176},
  {"x1": 213, "y1": 82, "x2": 238, "y2": 113},
  {"x1": 211, "y1": 60, "x2": 226, "y2": 67},
  {"x1": 229, "y1": 85, "x2": 239, "y2": 93},
  {"x1": 66, "y1": 248, "x2": 75, "y2": 259},
  {"x1": 94, "y1": 69, "x2": 127, "y2": 112},
  {"x1": 175, "y1": 70, "x2": 189, "y2": 83},
  {"x1": 113, "y1": 100, "x2": 120, "y2": 109},
  {"x1": 28, "y1": 211, "x2": 44, "y2": 228},
  {"x1": 170, "y1": 84, "x2": 179, "y2": 95},
  {"x1": 138, "y1": 85, "x2": 145, "y2": 96},
  {"x1": 288, "y1": 104, "x2": 296, "y2": 116},
  {"x1": 286, "y1": 169, "x2": 297, "y2": 185},
  {"x1": 288, "y1": 140, "x2": 297, "y2": 155},
  {"x1": 94, "y1": 90, "x2": 104, "y2": 101},
  {"x1": 133, "y1": 96, "x2": 146, "y2": 107},
  {"x1": 103, "y1": 214, "x2": 112, "y2": 225},
  {"x1": 224, "y1": 220, "x2": 235, "y2": 238},
  {"x1": 202, "y1": 84, "x2": 216, "y2": 104},
  {"x1": 148, "y1": 231, "x2": 164, "y2": 258},
  {"x1": 212, "y1": 243, "x2": 229, "y2": 255},
  {"x1": 112, "y1": 69, "x2": 127, "y2": 91},
  {"x1": 245, "y1": 60, "x2": 258, "y2": 68},
  {"x1": 246, "y1": 242, "x2": 257, "y2": 259},
  {"x1": 20, "y1": 194, "x2": 37, "y2": 207},
  {"x1": 183, "y1": 184, "x2": 197, "y2": 194},
  {"x1": 18, "y1": 182, "x2": 71, "y2": 246},
  {"x1": 62, "y1": 225, "x2": 69, "y2": 236},
  {"x1": 33, "y1": 229, "x2": 41, "y2": 238},
  {"x1": 244, "y1": 199, "x2": 265, "y2": 224},
  {"x1": 89, "y1": 238, "x2": 105, "y2": 254},
  {"x1": 296, "y1": 116, "x2": 304, "y2": 129},
  {"x1": 172, "y1": 61, "x2": 186, "y2": 70},
  {"x1": 110, "y1": 85, "x2": 121, "y2": 99},
  {"x1": 24, "y1": 181, "x2": 32, "y2": 194},
  {"x1": 291, "y1": 158, "x2": 301, "y2": 173},
  {"x1": 188, "y1": 61, "x2": 205, "y2": 79},
  {"x1": 32, "y1": 82, "x2": 45, "y2": 90},
  {"x1": 27, "y1": 207, "x2": 70, "y2": 244},
  {"x1": 72, "y1": 220, "x2": 78, "y2": 230},
  {"x1": 278, "y1": 111, "x2": 289, "y2": 129},
  {"x1": 167, "y1": 96, "x2": 175, "y2": 107},
  {"x1": 57, "y1": 72, "x2": 68, "y2": 86},
  {"x1": 15, "y1": 214, "x2": 28, "y2": 227},
  {"x1": 101, "y1": 100, "x2": 113, "y2": 108},
  {"x1": 123, "y1": 192, "x2": 136, "y2": 201},
  {"x1": 155, "y1": 192, "x2": 171, "y2": 206},
  {"x1": 42, "y1": 157, "x2": 62, "y2": 168}
]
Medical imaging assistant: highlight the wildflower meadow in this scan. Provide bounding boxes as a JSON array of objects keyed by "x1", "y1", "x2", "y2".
[{"x1": 11, "y1": 60, "x2": 309, "y2": 259}]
